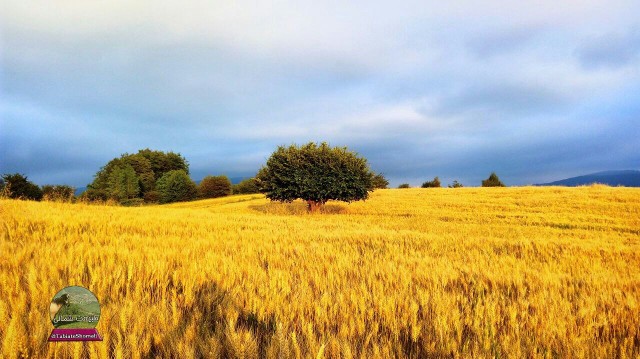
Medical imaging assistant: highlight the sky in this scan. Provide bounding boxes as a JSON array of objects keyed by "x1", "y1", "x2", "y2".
[{"x1": 1, "y1": 1, "x2": 639, "y2": 188}]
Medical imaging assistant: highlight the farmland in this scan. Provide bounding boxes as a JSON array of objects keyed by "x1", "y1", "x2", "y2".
[{"x1": 0, "y1": 187, "x2": 639, "y2": 358}]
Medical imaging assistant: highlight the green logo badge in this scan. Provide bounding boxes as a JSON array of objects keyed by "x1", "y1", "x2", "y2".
[{"x1": 48, "y1": 286, "x2": 102, "y2": 341}]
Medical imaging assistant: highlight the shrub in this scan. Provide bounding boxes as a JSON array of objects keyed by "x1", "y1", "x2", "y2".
[
  {"x1": 232, "y1": 178, "x2": 260, "y2": 194},
  {"x1": 421, "y1": 177, "x2": 441, "y2": 188},
  {"x1": 372, "y1": 173, "x2": 390, "y2": 189},
  {"x1": 81, "y1": 188, "x2": 108, "y2": 202},
  {"x1": 120, "y1": 198, "x2": 145, "y2": 207},
  {"x1": 448, "y1": 180, "x2": 464, "y2": 188},
  {"x1": 42, "y1": 185, "x2": 75, "y2": 202},
  {"x1": 398, "y1": 183, "x2": 410, "y2": 189},
  {"x1": 199, "y1": 175, "x2": 232, "y2": 198},
  {"x1": 143, "y1": 191, "x2": 161, "y2": 203}
]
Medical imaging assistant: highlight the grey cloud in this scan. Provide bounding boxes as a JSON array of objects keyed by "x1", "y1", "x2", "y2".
[
  {"x1": 577, "y1": 30, "x2": 640, "y2": 69},
  {"x1": 427, "y1": 82, "x2": 570, "y2": 119},
  {"x1": 465, "y1": 26, "x2": 541, "y2": 58}
]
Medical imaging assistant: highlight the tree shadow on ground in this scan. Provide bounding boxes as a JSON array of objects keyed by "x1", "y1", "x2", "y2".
[
  {"x1": 147, "y1": 281, "x2": 277, "y2": 358},
  {"x1": 248, "y1": 201, "x2": 348, "y2": 215}
]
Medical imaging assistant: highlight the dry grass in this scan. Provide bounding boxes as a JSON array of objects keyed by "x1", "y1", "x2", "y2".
[{"x1": 0, "y1": 187, "x2": 639, "y2": 358}]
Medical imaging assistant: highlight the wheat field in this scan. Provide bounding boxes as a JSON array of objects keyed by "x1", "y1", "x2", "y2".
[{"x1": 0, "y1": 187, "x2": 639, "y2": 358}]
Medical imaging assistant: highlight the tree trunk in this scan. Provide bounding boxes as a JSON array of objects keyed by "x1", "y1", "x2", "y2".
[{"x1": 307, "y1": 200, "x2": 322, "y2": 213}]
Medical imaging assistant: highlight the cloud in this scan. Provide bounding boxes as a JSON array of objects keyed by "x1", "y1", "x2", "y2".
[
  {"x1": 1, "y1": 0, "x2": 639, "y2": 187},
  {"x1": 576, "y1": 30, "x2": 640, "y2": 69}
]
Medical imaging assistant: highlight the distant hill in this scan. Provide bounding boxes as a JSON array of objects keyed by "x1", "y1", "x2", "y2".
[{"x1": 537, "y1": 170, "x2": 640, "y2": 187}]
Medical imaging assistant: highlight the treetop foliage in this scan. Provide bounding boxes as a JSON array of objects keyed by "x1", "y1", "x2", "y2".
[
  {"x1": 372, "y1": 173, "x2": 389, "y2": 189},
  {"x1": 156, "y1": 170, "x2": 198, "y2": 204},
  {"x1": 422, "y1": 176, "x2": 441, "y2": 188},
  {"x1": 232, "y1": 178, "x2": 261, "y2": 195},
  {"x1": 1, "y1": 173, "x2": 43, "y2": 200},
  {"x1": 199, "y1": 175, "x2": 232, "y2": 199},
  {"x1": 87, "y1": 149, "x2": 190, "y2": 204},
  {"x1": 482, "y1": 172, "x2": 506, "y2": 187}
]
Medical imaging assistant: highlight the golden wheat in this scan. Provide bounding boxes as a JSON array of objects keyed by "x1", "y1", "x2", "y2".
[{"x1": 0, "y1": 187, "x2": 639, "y2": 358}]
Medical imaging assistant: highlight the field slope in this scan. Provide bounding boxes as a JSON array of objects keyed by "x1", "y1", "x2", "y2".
[{"x1": 1, "y1": 187, "x2": 639, "y2": 358}]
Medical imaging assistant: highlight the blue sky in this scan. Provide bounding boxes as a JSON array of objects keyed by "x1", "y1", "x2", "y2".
[{"x1": 1, "y1": 1, "x2": 639, "y2": 187}]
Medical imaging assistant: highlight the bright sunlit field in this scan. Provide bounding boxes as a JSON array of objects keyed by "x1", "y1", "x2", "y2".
[{"x1": 1, "y1": 187, "x2": 639, "y2": 358}]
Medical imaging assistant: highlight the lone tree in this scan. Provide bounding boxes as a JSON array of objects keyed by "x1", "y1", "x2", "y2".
[
  {"x1": 482, "y1": 172, "x2": 506, "y2": 187},
  {"x1": 199, "y1": 175, "x2": 232, "y2": 198},
  {"x1": 448, "y1": 180, "x2": 463, "y2": 188},
  {"x1": 256, "y1": 142, "x2": 375, "y2": 212},
  {"x1": 421, "y1": 176, "x2": 441, "y2": 188}
]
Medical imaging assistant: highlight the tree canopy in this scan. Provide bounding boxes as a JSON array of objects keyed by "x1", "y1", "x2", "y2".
[
  {"x1": 1, "y1": 173, "x2": 43, "y2": 200},
  {"x1": 156, "y1": 170, "x2": 198, "y2": 204},
  {"x1": 372, "y1": 173, "x2": 389, "y2": 189},
  {"x1": 199, "y1": 175, "x2": 232, "y2": 199},
  {"x1": 256, "y1": 142, "x2": 375, "y2": 212},
  {"x1": 422, "y1": 177, "x2": 441, "y2": 188},
  {"x1": 87, "y1": 149, "x2": 189, "y2": 203},
  {"x1": 482, "y1": 172, "x2": 506, "y2": 187},
  {"x1": 232, "y1": 178, "x2": 260, "y2": 194}
]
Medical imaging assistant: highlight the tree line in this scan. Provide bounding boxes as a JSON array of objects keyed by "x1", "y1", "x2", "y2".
[
  {"x1": 0, "y1": 173, "x2": 75, "y2": 201},
  {"x1": 2, "y1": 144, "x2": 506, "y2": 210},
  {"x1": 397, "y1": 172, "x2": 506, "y2": 189},
  {"x1": 0, "y1": 149, "x2": 262, "y2": 204}
]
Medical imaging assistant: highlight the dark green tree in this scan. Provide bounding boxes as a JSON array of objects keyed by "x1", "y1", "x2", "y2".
[
  {"x1": 88, "y1": 157, "x2": 124, "y2": 198},
  {"x1": 398, "y1": 183, "x2": 410, "y2": 188},
  {"x1": 482, "y1": 172, "x2": 506, "y2": 187},
  {"x1": 156, "y1": 170, "x2": 198, "y2": 204},
  {"x1": 256, "y1": 142, "x2": 374, "y2": 212},
  {"x1": 137, "y1": 149, "x2": 189, "y2": 180},
  {"x1": 448, "y1": 180, "x2": 464, "y2": 188},
  {"x1": 1, "y1": 173, "x2": 43, "y2": 200},
  {"x1": 232, "y1": 178, "x2": 261, "y2": 194},
  {"x1": 372, "y1": 173, "x2": 389, "y2": 189},
  {"x1": 421, "y1": 177, "x2": 441, "y2": 188},
  {"x1": 199, "y1": 175, "x2": 232, "y2": 198},
  {"x1": 107, "y1": 164, "x2": 140, "y2": 201},
  {"x1": 122, "y1": 154, "x2": 155, "y2": 193}
]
